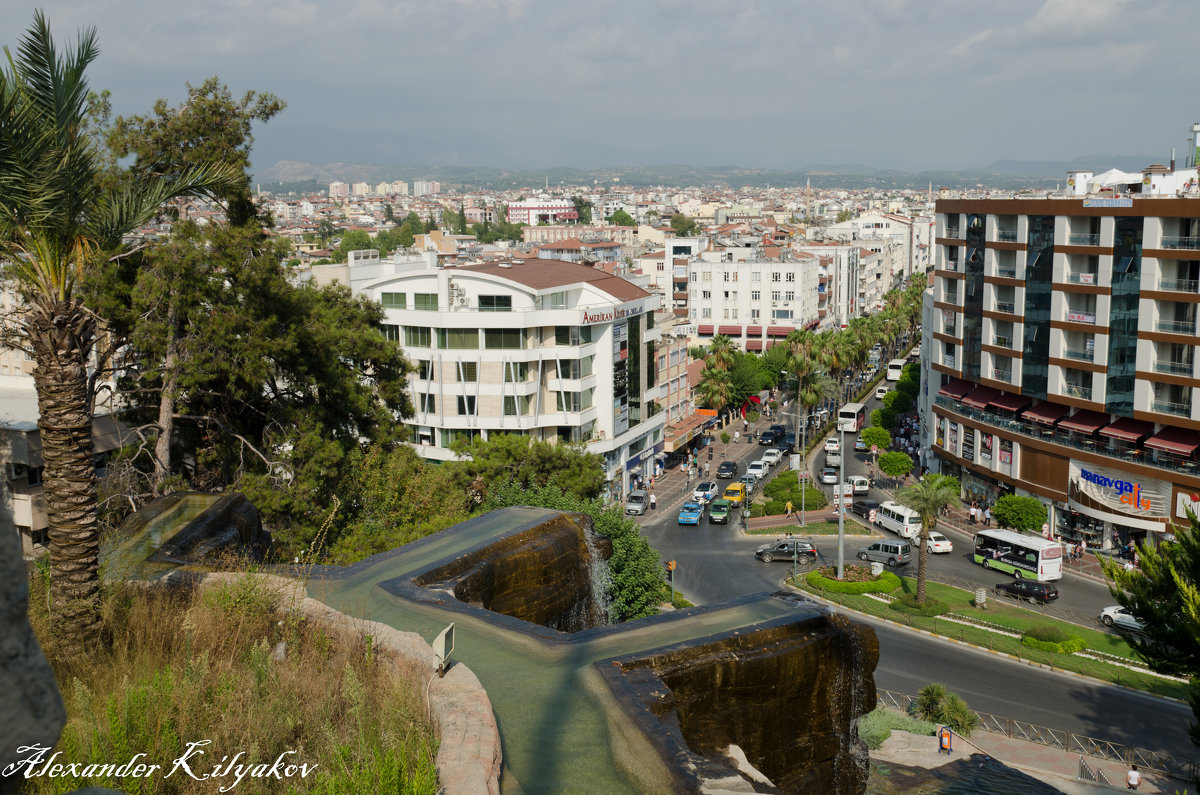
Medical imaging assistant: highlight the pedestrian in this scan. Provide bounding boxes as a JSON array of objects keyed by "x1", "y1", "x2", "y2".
[
  {"x1": 1126, "y1": 763, "x2": 1140, "y2": 790},
  {"x1": 649, "y1": 477, "x2": 655, "y2": 491},
  {"x1": 649, "y1": 493, "x2": 657, "y2": 511},
  {"x1": 743, "y1": 419, "x2": 748, "y2": 432},
  {"x1": 734, "y1": 430, "x2": 740, "y2": 443},
  {"x1": 969, "y1": 503, "x2": 977, "y2": 525},
  {"x1": 984, "y1": 507, "x2": 992, "y2": 527},
  {"x1": 785, "y1": 499, "x2": 794, "y2": 518}
]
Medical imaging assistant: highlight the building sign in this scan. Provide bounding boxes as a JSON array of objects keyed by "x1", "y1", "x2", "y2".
[
  {"x1": 935, "y1": 416, "x2": 945, "y2": 448},
  {"x1": 948, "y1": 423, "x2": 959, "y2": 457},
  {"x1": 961, "y1": 428, "x2": 975, "y2": 462},
  {"x1": 1068, "y1": 460, "x2": 1169, "y2": 524},
  {"x1": 1065, "y1": 311, "x2": 1095, "y2": 323},
  {"x1": 999, "y1": 438, "x2": 1012, "y2": 465},
  {"x1": 581, "y1": 297, "x2": 657, "y2": 326},
  {"x1": 1082, "y1": 198, "x2": 1133, "y2": 208},
  {"x1": 981, "y1": 433, "x2": 993, "y2": 463}
]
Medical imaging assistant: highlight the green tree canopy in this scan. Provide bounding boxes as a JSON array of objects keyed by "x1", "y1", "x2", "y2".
[
  {"x1": 571, "y1": 196, "x2": 592, "y2": 225},
  {"x1": 670, "y1": 213, "x2": 698, "y2": 236},
  {"x1": 859, "y1": 427, "x2": 892, "y2": 451},
  {"x1": 877, "y1": 451, "x2": 914, "y2": 479},
  {"x1": 897, "y1": 474, "x2": 960, "y2": 604},
  {"x1": 609, "y1": 209, "x2": 636, "y2": 227},
  {"x1": 990, "y1": 495, "x2": 1046, "y2": 532},
  {"x1": 447, "y1": 434, "x2": 606, "y2": 504}
]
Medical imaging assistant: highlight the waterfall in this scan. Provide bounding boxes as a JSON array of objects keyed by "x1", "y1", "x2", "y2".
[{"x1": 583, "y1": 525, "x2": 612, "y2": 627}]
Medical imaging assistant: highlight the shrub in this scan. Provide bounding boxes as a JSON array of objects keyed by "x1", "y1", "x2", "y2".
[
  {"x1": 806, "y1": 568, "x2": 901, "y2": 594},
  {"x1": 1024, "y1": 624, "x2": 1069, "y2": 643},
  {"x1": 858, "y1": 707, "x2": 938, "y2": 750},
  {"x1": 911, "y1": 683, "x2": 979, "y2": 736},
  {"x1": 1021, "y1": 633, "x2": 1087, "y2": 654},
  {"x1": 889, "y1": 593, "x2": 950, "y2": 617}
]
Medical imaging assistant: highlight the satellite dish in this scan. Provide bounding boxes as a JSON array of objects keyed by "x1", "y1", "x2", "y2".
[{"x1": 433, "y1": 623, "x2": 455, "y2": 678}]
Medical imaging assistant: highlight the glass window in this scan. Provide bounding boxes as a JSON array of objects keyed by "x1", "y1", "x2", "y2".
[
  {"x1": 504, "y1": 396, "x2": 521, "y2": 416},
  {"x1": 1116, "y1": 256, "x2": 1134, "y2": 273},
  {"x1": 785, "y1": 291, "x2": 794, "y2": 301},
  {"x1": 381, "y1": 324, "x2": 400, "y2": 342},
  {"x1": 504, "y1": 361, "x2": 528, "y2": 381},
  {"x1": 457, "y1": 395, "x2": 476, "y2": 415},
  {"x1": 380, "y1": 292, "x2": 406, "y2": 309},
  {"x1": 416, "y1": 360, "x2": 433, "y2": 380},
  {"x1": 751, "y1": 290, "x2": 760, "y2": 301},
  {"x1": 484, "y1": 329, "x2": 523, "y2": 349},
  {"x1": 413, "y1": 293, "x2": 438, "y2": 311},
  {"x1": 404, "y1": 326, "x2": 431, "y2": 347},
  {"x1": 418, "y1": 393, "x2": 435, "y2": 412},
  {"x1": 479, "y1": 295, "x2": 513, "y2": 312},
  {"x1": 772, "y1": 272, "x2": 781, "y2": 282},
  {"x1": 582, "y1": 356, "x2": 593, "y2": 377},
  {"x1": 785, "y1": 272, "x2": 795, "y2": 282},
  {"x1": 437, "y1": 329, "x2": 479, "y2": 349},
  {"x1": 549, "y1": 291, "x2": 567, "y2": 309},
  {"x1": 457, "y1": 362, "x2": 478, "y2": 382}
]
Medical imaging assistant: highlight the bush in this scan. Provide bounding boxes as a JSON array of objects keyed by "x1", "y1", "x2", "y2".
[
  {"x1": 806, "y1": 568, "x2": 901, "y2": 594},
  {"x1": 858, "y1": 707, "x2": 938, "y2": 750},
  {"x1": 889, "y1": 593, "x2": 950, "y2": 617},
  {"x1": 1024, "y1": 624, "x2": 1069, "y2": 643},
  {"x1": 911, "y1": 683, "x2": 979, "y2": 736},
  {"x1": 1021, "y1": 632, "x2": 1087, "y2": 654},
  {"x1": 991, "y1": 494, "x2": 1047, "y2": 533},
  {"x1": 890, "y1": 392, "x2": 913, "y2": 414}
]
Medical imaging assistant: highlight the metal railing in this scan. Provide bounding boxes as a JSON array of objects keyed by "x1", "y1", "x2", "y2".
[
  {"x1": 943, "y1": 228, "x2": 962, "y2": 239},
  {"x1": 994, "y1": 301, "x2": 1016, "y2": 314},
  {"x1": 943, "y1": 261, "x2": 959, "y2": 271},
  {"x1": 944, "y1": 292, "x2": 959, "y2": 304},
  {"x1": 1065, "y1": 311, "x2": 1097, "y2": 324},
  {"x1": 1161, "y1": 235, "x2": 1200, "y2": 250},
  {"x1": 1065, "y1": 272, "x2": 1098, "y2": 284},
  {"x1": 995, "y1": 230, "x2": 1018, "y2": 242},
  {"x1": 1152, "y1": 399, "x2": 1192, "y2": 417},
  {"x1": 1156, "y1": 319, "x2": 1197, "y2": 334},
  {"x1": 942, "y1": 355, "x2": 956, "y2": 367},
  {"x1": 995, "y1": 266, "x2": 1017, "y2": 277},
  {"x1": 1063, "y1": 347, "x2": 1094, "y2": 361},
  {"x1": 1078, "y1": 756, "x2": 1113, "y2": 786},
  {"x1": 1158, "y1": 278, "x2": 1200, "y2": 293},
  {"x1": 1068, "y1": 233, "x2": 1101, "y2": 246},
  {"x1": 875, "y1": 688, "x2": 1199, "y2": 782},
  {"x1": 1155, "y1": 359, "x2": 1193, "y2": 375},
  {"x1": 1063, "y1": 383, "x2": 1093, "y2": 400},
  {"x1": 992, "y1": 336, "x2": 1011, "y2": 348},
  {"x1": 992, "y1": 368, "x2": 1012, "y2": 382}
]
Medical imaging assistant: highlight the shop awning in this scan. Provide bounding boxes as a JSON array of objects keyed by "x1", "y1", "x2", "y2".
[
  {"x1": 746, "y1": 326, "x2": 763, "y2": 336},
  {"x1": 698, "y1": 325, "x2": 714, "y2": 335},
  {"x1": 962, "y1": 386, "x2": 1001, "y2": 409},
  {"x1": 766, "y1": 326, "x2": 792, "y2": 337},
  {"x1": 1098, "y1": 417, "x2": 1155, "y2": 442},
  {"x1": 988, "y1": 392, "x2": 1032, "y2": 413},
  {"x1": 1021, "y1": 401, "x2": 1070, "y2": 425},
  {"x1": 1057, "y1": 410, "x2": 1109, "y2": 435},
  {"x1": 745, "y1": 339, "x2": 764, "y2": 351},
  {"x1": 937, "y1": 378, "x2": 973, "y2": 400},
  {"x1": 1144, "y1": 427, "x2": 1200, "y2": 456},
  {"x1": 717, "y1": 325, "x2": 741, "y2": 336}
]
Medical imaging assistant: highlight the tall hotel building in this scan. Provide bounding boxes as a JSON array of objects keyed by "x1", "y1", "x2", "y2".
[{"x1": 923, "y1": 163, "x2": 1200, "y2": 552}]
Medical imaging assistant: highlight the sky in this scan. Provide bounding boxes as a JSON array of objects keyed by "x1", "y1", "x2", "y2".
[{"x1": 9, "y1": 0, "x2": 1200, "y2": 175}]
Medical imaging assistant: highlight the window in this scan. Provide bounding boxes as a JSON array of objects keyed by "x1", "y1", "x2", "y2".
[
  {"x1": 750, "y1": 309, "x2": 760, "y2": 319},
  {"x1": 416, "y1": 360, "x2": 433, "y2": 379},
  {"x1": 555, "y1": 326, "x2": 580, "y2": 346},
  {"x1": 548, "y1": 291, "x2": 567, "y2": 309},
  {"x1": 380, "y1": 292, "x2": 406, "y2": 309},
  {"x1": 479, "y1": 295, "x2": 513, "y2": 312},
  {"x1": 504, "y1": 361, "x2": 528, "y2": 381},
  {"x1": 702, "y1": 290, "x2": 712, "y2": 299},
  {"x1": 418, "y1": 393, "x2": 435, "y2": 413},
  {"x1": 556, "y1": 391, "x2": 582, "y2": 411},
  {"x1": 484, "y1": 329, "x2": 523, "y2": 349},
  {"x1": 723, "y1": 272, "x2": 731, "y2": 282},
  {"x1": 405, "y1": 326, "x2": 432, "y2": 347},
  {"x1": 751, "y1": 290, "x2": 760, "y2": 301},
  {"x1": 772, "y1": 291, "x2": 781, "y2": 301},
  {"x1": 457, "y1": 395, "x2": 476, "y2": 415},
  {"x1": 457, "y1": 361, "x2": 478, "y2": 382},
  {"x1": 1116, "y1": 256, "x2": 1134, "y2": 273},
  {"x1": 752, "y1": 272, "x2": 761, "y2": 282},
  {"x1": 702, "y1": 308, "x2": 711, "y2": 318},
  {"x1": 785, "y1": 272, "x2": 795, "y2": 282},
  {"x1": 690, "y1": 272, "x2": 698, "y2": 282},
  {"x1": 773, "y1": 309, "x2": 792, "y2": 319},
  {"x1": 702, "y1": 272, "x2": 711, "y2": 282},
  {"x1": 557, "y1": 359, "x2": 581, "y2": 379},
  {"x1": 504, "y1": 396, "x2": 524, "y2": 416},
  {"x1": 414, "y1": 293, "x2": 438, "y2": 311},
  {"x1": 785, "y1": 291, "x2": 794, "y2": 301},
  {"x1": 437, "y1": 329, "x2": 479, "y2": 349},
  {"x1": 772, "y1": 272, "x2": 781, "y2": 282},
  {"x1": 381, "y1": 324, "x2": 400, "y2": 342},
  {"x1": 582, "y1": 356, "x2": 593, "y2": 377}
]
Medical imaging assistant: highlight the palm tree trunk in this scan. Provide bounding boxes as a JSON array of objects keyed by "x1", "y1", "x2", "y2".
[
  {"x1": 31, "y1": 303, "x2": 102, "y2": 650},
  {"x1": 915, "y1": 520, "x2": 931, "y2": 605},
  {"x1": 153, "y1": 300, "x2": 181, "y2": 484}
]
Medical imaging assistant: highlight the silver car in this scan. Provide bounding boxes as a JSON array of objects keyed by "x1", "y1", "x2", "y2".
[{"x1": 857, "y1": 540, "x2": 912, "y2": 567}]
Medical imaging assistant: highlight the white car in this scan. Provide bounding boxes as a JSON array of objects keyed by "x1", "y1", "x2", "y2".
[
  {"x1": 746, "y1": 460, "x2": 770, "y2": 479},
  {"x1": 847, "y1": 475, "x2": 869, "y2": 495},
  {"x1": 693, "y1": 481, "x2": 718, "y2": 502},
  {"x1": 875, "y1": 386, "x2": 890, "y2": 400},
  {"x1": 926, "y1": 531, "x2": 953, "y2": 554},
  {"x1": 1099, "y1": 605, "x2": 1146, "y2": 633},
  {"x1": 760, "y1": 448, "x2": 782, "y2": 466},
  {"x1": 819, "y1": 466, "x2": 839, "y2": 485},
  {"x1": 824, "y1": 437, "x2": 840, "y2": 453}
]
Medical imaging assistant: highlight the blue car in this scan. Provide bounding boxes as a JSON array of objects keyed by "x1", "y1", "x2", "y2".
[{"x1": 677, "y1": 502, "x2": 704, "y2": 525}]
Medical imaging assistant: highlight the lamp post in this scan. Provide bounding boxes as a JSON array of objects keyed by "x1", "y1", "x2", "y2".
[
  {"x1": 784, "y1": 370, "x2": 806, "y2": 528},
  {"x1": 837, "y1": 422, "x2": 846, "y2": 579}
]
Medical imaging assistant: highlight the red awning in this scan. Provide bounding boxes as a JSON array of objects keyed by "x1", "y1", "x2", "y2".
[
  {"x1": 1057, "y1": 410, "x2": 1109, "y2": 435},
  {"x1": 1098, "y1": 417, "x2": 1155, "y2": 442},
  {"x1": 746, "y1": 325, "x2": 763, "y2": 335},
  {"x1": 745, "y1": 339, "x2": 764, "y2": 351},
  {"x1": 805, "y1": 319, "x2": 821, "y2": 330},
  {"x1": 988, "y1": 392, "x2": 1031, "y2": 412},
  {"x1": 1021, "y1": 402, "x2": 1070, "y2": 425},
  {"x1": 1145, "y1": 427, "x2": 1200, "y2": 456},
  {"x1": 717, "y1": 325, "x2": 741, "y2": 336},
  {"x1": 698, "y1": 325, "x2": 714, "y2": 335},
  {"x1": 766, "y1": 326, "x2": 792, "y2": 337},
  {"x1": 937, "y1": 378, "x2": 973, "y2": 400},
  {"x1": 962, "y1": 387, "x2": 1001, "y2": 409}
]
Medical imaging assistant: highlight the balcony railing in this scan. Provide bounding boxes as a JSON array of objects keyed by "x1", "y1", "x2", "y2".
[
  {"x1": 932, "y1": 394, "x2": 1200, "y2": 479},
  {"x1": 995, "y1": 266, "x2": 1017, "y2": 278},
  {"x1": 1068, "y1": 233, "x2": 1101, "y2": 246},
  {"x1": 993, "y1": 369, "x2": 1012, "y2": 382},
  {"x1": 1160, "y1": 236, "x2": 1200, "y2": 250},
  {"x1": 944, "y1": 292, "x2": 959, "y2": 304},
  {"x1": 1065, "y1": 272, "x2": 1098, "y2": 284},
  {"x1": 944, "y1": 228, "x2": 961, "y2": 239},
  {"x1": 1159, "y1": 278, "x2": 1200, "y2": 293},
  {"x1": 1063, "y1": 347, "x2": 1094, "y2": 361},
  {"x1": 1152, "y1": 399, "x2": 1192, "y2": 417},
  {"x1": 995, "y1": 230, "x2": 1018, "y2": 242},
  {"x1": 1155, "y1": 359, "x2": 1193, "y2": 375},
  {"x1": 1065, "y1": 311, "x2": 1097, "y2": 324},
  {"x1": 1063, "y1": 383, "x2": 1093, "y2": 401},
  {"x1": 943, "y1": 260, "x2": 959, "y2": 271},
  {"x1": 1156, "y1": 319, "x2": 1197, "y2": 334},
  {"x1": 944, "y1": 325, "x2": 959, "y2": 336},
  {"x1": 942, "y1": 354, "x2": 956, "y2": 368},
  {"x1": 992, "y1": 336, "x2": 1011, "y2": 348},
  {"x1": 994, "y1": 301, "x2": 1016, "y2": 314}
]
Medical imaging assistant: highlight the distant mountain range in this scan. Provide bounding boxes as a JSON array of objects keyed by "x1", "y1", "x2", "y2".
[{"x1": 254, "y1": 155, "x2": 1165, "y2": 193}]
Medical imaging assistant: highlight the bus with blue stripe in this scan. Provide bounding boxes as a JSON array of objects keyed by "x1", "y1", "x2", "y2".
[{"x1": 972, "y1": 528, "x2": 1063, "y2": 581}]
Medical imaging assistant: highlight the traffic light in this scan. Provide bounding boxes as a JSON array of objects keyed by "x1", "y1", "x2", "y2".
[{"x1": 666, "y1": 560, "x2": 676, "y2": 571}]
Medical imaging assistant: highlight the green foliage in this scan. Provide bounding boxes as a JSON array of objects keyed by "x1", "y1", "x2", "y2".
[
  {"x1": 860, "y1": 426, "x2": 891, "y2": 451},
  {"x1": 481, "y1": 482, "x2": 667, "y2": 622},
  {"x1": 1021, "y1": 633, "x2": 1087, "y2": 654},
  {"x1": 447, "y1": 434, "x2": 606, "y2": 503},
  {"x1": 571, "y1": 196, "x2": 592, "y2": 225},
  {"x1": 873, "y1": 407, "x2": 898, "y2": 430},
  {"x1": 745, "y1": 410, "x2": 760, "y2": 424},
  {"x1": 881, "y1": 391, "x2": 899, "y2": 409},
  {"x1": 889, "y1": 593, "x2": 949, "y2": 617},
  {"x1": 877, "y1": 451, "x2": 914, "y2": 479},
  {"x1": 762, "y1": 471, "x2": 827, "y2": 510},
  {"x1": 911, "y1": 683, "x2": 979, "y2": 736},
  {"x1": 720, "y1": 432, "x2": 731, "y2": 445},
  {"x1": 608, "y1": 209, "x2": 636, "y2": 227},
  {"x1": 330, "y1": 228, "x2": 376, "y2": 262},
  {"x1": 1023, "y1": 624, "x2": 1070, "y2": 643},
  {"x1": 670, "y1": 213, "x2": 698, "y2": 236},
  {"x1": 991, "y1": 494, "x2": 1047, "y2": 533},
  {"x1": 835, "y1": 209, "x2": 853, "y2": 223},
  {"x1": 858, "y1": 708, "x2": 938, "y2": 750},
  {"x1": 806, "y1": 569, "x2": 901, "y2": 594}
]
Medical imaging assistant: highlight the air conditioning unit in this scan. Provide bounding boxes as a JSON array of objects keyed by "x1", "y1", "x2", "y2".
[{"x1": 455, "y1": 295, "x2": 469, "y2": 306}]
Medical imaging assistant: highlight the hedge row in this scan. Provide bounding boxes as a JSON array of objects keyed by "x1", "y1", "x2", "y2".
[
  {"x1": 888, "y1": 594, "x2": 950, "y2": 617},
  {"x1": 806, "y1": 569, "x2": 901, "y2": 594},
  {"x1": 1020, "y1": 634, "x2": 1087, "y2": 654}
]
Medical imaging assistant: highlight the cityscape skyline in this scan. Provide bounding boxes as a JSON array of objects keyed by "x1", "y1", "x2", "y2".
[{"x1": 22, "y1": 0, "x2": 1200, "y2": 173}]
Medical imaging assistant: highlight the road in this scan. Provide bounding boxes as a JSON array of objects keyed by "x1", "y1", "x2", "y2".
[{"x1": 639, "y1": 377, "x2": 1195, "y2": 760}]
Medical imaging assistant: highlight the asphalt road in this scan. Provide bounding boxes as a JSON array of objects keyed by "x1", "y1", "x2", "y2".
[{"x1": 639, "y1": 382, "x2": 1196, "y2": 760}]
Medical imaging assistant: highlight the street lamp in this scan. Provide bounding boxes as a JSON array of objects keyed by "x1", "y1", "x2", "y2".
[
  {"x1": 837, "y1": 421, "x2": 846, "y2": 579},
  {"x1": 783, "y1": 370, "x2": 807, "y2": 528}
]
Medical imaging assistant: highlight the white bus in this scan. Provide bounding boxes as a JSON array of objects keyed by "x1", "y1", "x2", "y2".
[
  {"x1": 875, "y1": 501, "x2": 922, "y2": 539},
  {"x1": 973, "y1": 528, "x2": 1063, "y2": 581},
  {"x1": 838, "y1": 402, "x2": 867, "y2": 432},
  {"x1": 886, "y1": 359, "x2": 906, "y2": 381}
]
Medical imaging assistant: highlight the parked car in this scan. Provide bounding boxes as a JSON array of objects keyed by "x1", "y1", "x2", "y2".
[
  {"x1": 693, "y1": 481, "x2": 718, "y2": 502},
  {"x1": 993, "y1": 580, "x2": 1059, "y2": 604},
  {"x1": 847, "y1": 475, "x2": 869, "y2": 495},
  {"x1": 850, "y1": 499, "x2": 880, "y2": 518},
  {"x1": 824, "y1": 437, "x2": 840, "y2": 453},
  {"x1": 760, "y1": 449, "x2": 782, "y2": 466},
  {"x1": 747, "y1": 460, "x2": 770, "y2": 479},
  {"x1": 854, "y1": 437, "x2": 869, "y2": 452},
  {"x1": 926, "y1": 531, "x2": 953, "y2": 554},
  {"x1": 858, "y1": 540, "x2": 912, "y2": 567},
  {"x1": 875, "y1": 386, "x2": 890, "y2": 401},
  {"x1": 625, "y1": 489, "x2": 648, "y2": 516},
  {"x1": 1099, "y1": 605, "x2": 1146, "y2": 632},
  {"x1": 820, "y1": 466, "x2": 839, "y2": 485},
  {"x1": 756, "y1": 537, "x2": 818, "y2": 564},
  {"x1": 708, "y1": 498, "x2": 732, "y2": 524},
  {"x1": 677, "y1": 502, "x2": 704, "y2": 526},
  {"x1": 758, "y1": 429, "x2": 781, "y2": 446},
  {"x1": 722, "y1": 482, "x2": 747, "y2": 504},
  {"x1": 716, "y1": 460, "x2": 739, "y2": 479}
]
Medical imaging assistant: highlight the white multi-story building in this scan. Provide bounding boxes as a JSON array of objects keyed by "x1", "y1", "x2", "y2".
[
  {"x1": 412, "y1": 180, "x2": 441, "y2": 197},
  {"x1": 363, "y1": 258, "x2": 665, "y2": 499},
  {"x1": 506, "y1": 197, "x2": 578, "y2": 225},
  {"x1": 328, "y1": 181, "x2": 349, "y2": 199}
]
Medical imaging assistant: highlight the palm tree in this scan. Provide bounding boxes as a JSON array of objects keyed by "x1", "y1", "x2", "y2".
[
  {"x1": 695, "y1": 364, "x2": 734, "y2": 418},
  {"x1": 0, "y1": 14, "x2": 239, "y2": 650},
  {"x1": 706, "y1": 333, "x2": 736, "y2": 371},
  {"x1": 896, "y1": 474, "x2": 961, "y2": 605}
]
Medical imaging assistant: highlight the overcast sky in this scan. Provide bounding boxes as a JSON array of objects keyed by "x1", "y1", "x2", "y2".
[{"x1": 11, "y1": 0, "x2": 1200, "y2": 174}]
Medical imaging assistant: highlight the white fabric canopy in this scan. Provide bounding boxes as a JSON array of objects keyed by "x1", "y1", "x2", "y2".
[{"x1": 1091, "y1": 168, "x2": 1143, "y2": 187}]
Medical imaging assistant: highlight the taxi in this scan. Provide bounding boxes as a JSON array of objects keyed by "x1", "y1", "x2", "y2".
[{"x1": 722, "y1": 482, "x2": 747, "y2": 505}]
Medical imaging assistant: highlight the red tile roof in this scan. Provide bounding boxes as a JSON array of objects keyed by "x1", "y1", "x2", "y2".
[{"x1": 458, "y1": 258, "x2": 649, "y2": 301}]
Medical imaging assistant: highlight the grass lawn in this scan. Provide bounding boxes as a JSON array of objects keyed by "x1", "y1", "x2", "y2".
[
  {"x1": 796, "y1": 573, "x2": 1188, "y2": 701},
  {"x1": 748, "y1": 520, "x2": 873, "y2": 536}
]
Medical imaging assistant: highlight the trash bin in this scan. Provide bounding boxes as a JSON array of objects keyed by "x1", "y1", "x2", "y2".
[
  {"x1": 975, "y1": 587, "x2": 987, "y2": 609},
  {"x1": 870, "y1": 562, "x2": 884, "y2": 576}
]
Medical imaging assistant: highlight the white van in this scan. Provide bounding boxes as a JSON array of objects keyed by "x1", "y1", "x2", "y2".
[
  {"x1": 875, "y1": 500, "x2": 923, "y2": 539},
  {"x1": 847, "y1": 475, "x2": 869, "y2": 495}
]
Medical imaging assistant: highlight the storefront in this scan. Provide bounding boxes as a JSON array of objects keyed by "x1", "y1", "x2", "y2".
[{"x1": 1063, "y1": 460, "x2": 1172, "y2": 551}]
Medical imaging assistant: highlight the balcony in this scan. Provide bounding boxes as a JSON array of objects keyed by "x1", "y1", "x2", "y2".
[
  {"x1": 1063, "y1": 347, "x2": 1094, "y2": 361},
  {"x1": 1152, "y1": 399, "x2": 1192, "y2": 417},
  {"x1": 1155, "y1": 359, "x2": 1193, "y2": 376},
  {"x1": 995, "y1": 266, "x2": 1017, "y2": 278},
  {"x1": 944, "y1": 227, "x2": 961, "y2": 239},
  {"x1": 1160, "y1": 236, "x2": 1200, "y2": 250},
  {"x1": 943, "y1": 260, "x2": 959, "y2": 272},
  {"x1": 1063, "y1": 383, "x2": 1093, "y2": 401},
  {"x1": 942, "y1": 354, "x2": 956, "y2": 368},
  {"x1": 1068, "y1": 233, "x2": 1101, "y2": 246},
  {"x1": 995, "y1": 230, "x2": 1018, "y2": 242},
  {"x1": 992, "y1": 336, "x2": 1012, "y2": 348},
  {"x1": 1065, "y1": 310, "x2": 1097, "y2": 324},
  {"x1": 994, "y1": 301, "x2": 1016, "y2": 314},
  {"x1": 1065, "y1": 272, "x2": 1098, "y2": 285},
  {"x1": 993, "y1": 368, "x2": 1012, "y2": 382},
  {"x1": 944, "y1": 292, "x2": 959, "y2": 304},
  {"x1": 944, "y1": 324, "x2": 959, "y2": 336},
  {"x1": 1158, "y1": 278, "x2": 1200, "y2": 293},
  {"x1": 1156, "y1": 319, "x2": 1197, "y2": 335}
]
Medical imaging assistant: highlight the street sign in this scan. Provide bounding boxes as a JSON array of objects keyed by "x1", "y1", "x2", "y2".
[
  {"x1": 871, "y1": 445, "x2": 878, "y2": 454},
  {"x1": 790, "y1": 454, "x2": 801, "y2": 471},
  {"x1": 869, "y1": 510, "x2": 877, "y2": 523}
]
